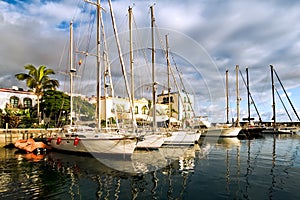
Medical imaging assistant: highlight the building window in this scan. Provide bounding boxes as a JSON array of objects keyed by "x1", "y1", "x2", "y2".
[
  {"x1": 10, "y1": 96, "x2": 19, "y2": 108},
  {"x1": 163, "y1": 97, "x2": 167, "y2": 104},
  {"x1": 142, "y1": 105, "x2": 148, "y2": 114},
  {"x1": 135, "y1": 106, "x2": 139, "y2": 114},
  {"x1": 163, "y1": 96, "x2": 174, "y2": 104},
  {"x1": 23, "y1": 98, "x2": 32, "y2": 108},
  {"x1": 184, "y1": 97, "x2": 187, "y2": 103}
]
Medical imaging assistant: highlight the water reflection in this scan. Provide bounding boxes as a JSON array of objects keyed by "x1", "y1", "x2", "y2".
[
  {"x1": 1, "y1": 134, "x2": 299, "y2": 199},
  {"x1": 43, "y1": 145, "x2": 200, "y2": 199}
]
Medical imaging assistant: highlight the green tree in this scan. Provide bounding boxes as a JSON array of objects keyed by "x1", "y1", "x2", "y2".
[
  {"x1": 15, "y1": 64, "x2": 59, "y2": 124},
  {"x1": 3, "y1": 108, "x2": 22, "y2": 128},
  {"x1": 0, "y1": 109, "x2": 4, "y2": 128},
  {"x1": 41, "y1": 91, "x2": 95, "y2": 127},
  {"x1": 73, "y1": 96, "x2": 95, "y2": 122},
  {"x1": 41, "y1": 90, "x2": 70, "y2": 127}
]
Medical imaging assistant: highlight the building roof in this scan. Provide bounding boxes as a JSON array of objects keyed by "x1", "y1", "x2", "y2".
[{"x1": 0, "y1": 87, "x2": 35, "y2": 95}]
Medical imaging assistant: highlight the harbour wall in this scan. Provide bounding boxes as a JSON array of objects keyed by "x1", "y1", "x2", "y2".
[{"x1": 0, "y1": 128, "x2": 61, "y2": 147}]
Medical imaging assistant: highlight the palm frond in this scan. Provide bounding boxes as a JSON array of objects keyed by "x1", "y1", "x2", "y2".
[
  {"x1": 24, "y1": 64, "x2": 37, "y2": 76},
  {"x1": 15, "y1": 73, "x2": 30, "y2": 81}
]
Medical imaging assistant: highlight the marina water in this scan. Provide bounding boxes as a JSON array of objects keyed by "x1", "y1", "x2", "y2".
[{"x1": 1, "y1": 134, "x2": 300, "y2": 199}]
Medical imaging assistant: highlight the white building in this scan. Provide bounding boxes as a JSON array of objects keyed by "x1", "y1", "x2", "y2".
[
  {"x1": 100, "y1": 96, "x2": 150, "y2": 122},
  {"x1": 98, "y1": 96, "x2": 172, "y2": 124},
  {"x1": 157, "y1": 90, "x2": 195, "y2": 120},
  {"x1": 0, "y1": 87, "x2": 37, "y2": 112}
]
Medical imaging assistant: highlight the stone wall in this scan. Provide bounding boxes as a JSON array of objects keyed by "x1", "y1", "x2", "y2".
[{"x1": 0, "y1": 128, "x2": 61, "y2": 146}]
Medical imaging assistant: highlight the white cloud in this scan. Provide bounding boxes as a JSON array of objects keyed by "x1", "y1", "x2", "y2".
[{"x1": 1, "y1": 0, "x2": 300, "y2": 122}]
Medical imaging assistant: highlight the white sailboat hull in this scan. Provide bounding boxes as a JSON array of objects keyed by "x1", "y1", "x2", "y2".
[
  {"x1": 50, "y1": 138, "x2": 88, "y2": 152},
  {"x1": 163, "y1": 131, "x2": 201, "y2": 146},
  {"x1": 203, "y1": 127, "x2": 241, "y2": 137},
  {"x1": 136, "y1": 134, "x2": 164, "y2": 149},
  {"x1": 50, "y1": 134, "x2": 137, "y2": 155},
  {"x1": 81, "y1": 136, "x2": 137, "y2": 155}
]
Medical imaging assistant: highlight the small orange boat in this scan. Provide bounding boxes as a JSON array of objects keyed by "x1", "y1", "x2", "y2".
[{"x1": 14, "y1": 137, "x2": 52, "y2": 153}]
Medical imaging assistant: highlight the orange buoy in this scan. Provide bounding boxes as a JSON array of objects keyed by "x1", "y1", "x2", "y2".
[
  {"x1": 74, "y1": 137, "x2": 80, "y2": 146},
  {"x1": 56, "y1": 137, "x2": 62, "y2": 145}
]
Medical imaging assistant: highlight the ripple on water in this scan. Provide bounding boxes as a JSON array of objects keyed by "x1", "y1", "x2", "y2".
[{"x1": 0, "y1": 135, "x2": 300, "y2": 199}]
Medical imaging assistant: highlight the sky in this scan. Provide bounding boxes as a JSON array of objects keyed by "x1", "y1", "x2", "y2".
[{"x1": 1, "y1": 0, "x2": 300, "y2": 123}]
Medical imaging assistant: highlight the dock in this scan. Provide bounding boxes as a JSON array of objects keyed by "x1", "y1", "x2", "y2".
[
  {"x1": 0, "y1": 128, "x2": 60, "y2": 147},
  {"x1": 239, "y1": 121, "x2": 300, "y2": 139}
]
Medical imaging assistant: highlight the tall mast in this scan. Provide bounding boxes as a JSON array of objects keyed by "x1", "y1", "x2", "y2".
[
  {"x1": 84, "y1": 0, "x2": 103, "y2": 130},
  {"x1": 226, "y1": 69, "x2": 229, "y2": 124},
  {"x1": 96, "y1": 0, "x2": 101, "y2": 130},
  {"x1": 246, "y1": 67, "x2": 251, "y2": 123},
  {"x1": 129, "y1": 6, "x2": 135, "y2": 130},
  {"x1": 69, "y1": 21, "x2": 75, "y2": 126},
  {"x1": 108, "y1": 0, "x2": 135, "y2": 130},
  {"x1": 150, "y1": 5, "x2": 157, "y2": 131},
  {"x1": 100, "y1": 10, "x2": 120, "y2": 129},
  {"x1": 102, "y1": 17, "x2": 108, "y2": 128},
  {"x1": 270, "y1": 65, "x2": 276, "y2": 128},
  {"x1": 239, "y1": 69, "x2": 262, "y2": 122},
  {"x1": 236, "y1": 65, "x2": 240, "y2": 126},
  {"x1": 165, "y1": 34, "x2": 171, "y2": 129}
]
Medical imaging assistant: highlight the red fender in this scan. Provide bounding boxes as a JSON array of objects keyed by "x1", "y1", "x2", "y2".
[
  {"x1": 74, "y1": 137, "x2": 80, "y2": 146},
  {"x1": 56, "y1": 137, "x2": 62, "y2": 145}
]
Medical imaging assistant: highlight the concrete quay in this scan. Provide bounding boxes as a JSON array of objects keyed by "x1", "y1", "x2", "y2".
[{"x1": 0, "y1": 128, "x2": 61, "y2": 147}]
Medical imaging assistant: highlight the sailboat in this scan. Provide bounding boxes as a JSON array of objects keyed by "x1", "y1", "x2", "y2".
[
  {"x1": 147, "y1": 7, "x2": 201, "y2": 146},
  {"x1": 202, "y1": 126, "x2": 242, "y2": 137},
  {"x1": 203, "y1": 66, "x2": 241, "y2": 137},
  {"x1": 238, "y1": 67, "x2": 265, "y2": 138},
  {"x1": 121, "y1": 5, "x2": 199, "y2": 148},
  {"x1": 49, "y1": 0, "x2": 138, "y2": 155},
  {"x1": 262, "y1": 65, "x2": 299, "y2": 134},
  {"x1": 123, "y1": 6, "x2": 164, "y2": 150}
]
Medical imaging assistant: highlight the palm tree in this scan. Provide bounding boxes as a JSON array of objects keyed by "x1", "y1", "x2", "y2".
[{"x1": 15, "y1": 64, "x2": 59, "y2": 124}]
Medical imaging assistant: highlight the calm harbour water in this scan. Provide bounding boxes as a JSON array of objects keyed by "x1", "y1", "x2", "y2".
[{"x1": 0, "y1": 134, "x2": 300, "y2": 200}]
